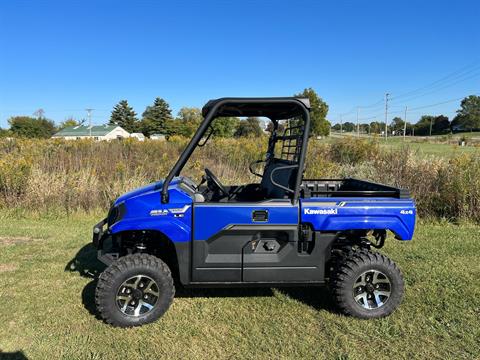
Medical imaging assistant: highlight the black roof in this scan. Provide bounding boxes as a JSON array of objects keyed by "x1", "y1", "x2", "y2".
[{"x1": 201, "y1": 97, "x2": 310, "y2": 119}]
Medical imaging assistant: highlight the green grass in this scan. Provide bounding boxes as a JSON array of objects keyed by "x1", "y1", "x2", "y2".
[
  {"x1": 326, "y1": 133, "x2": 480, "y2": 157},
  {"x1": 1, "y1": 215, "x2": 479, "y2": 359},
  {"x1": 382, "y1": 141, "x2": 479, "y2": 157}
]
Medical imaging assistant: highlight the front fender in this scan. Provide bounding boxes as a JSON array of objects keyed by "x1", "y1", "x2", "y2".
[{"x1": 110, "y1": 216, "x2": 191, "y2": 243}]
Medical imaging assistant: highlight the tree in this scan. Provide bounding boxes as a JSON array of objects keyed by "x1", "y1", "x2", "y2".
[
  {"x1": 109, "y1": 100, "x2": 139, "y2": 133},
  {"x1": 415, "y1": 115, "x2": 436, "y2": 136},
  {"x1": 369, "y1": 121, "x2": 383, "y2": 134},
  {"x1": 432, "y1": 115, "x2": 450, "y2": 134},
  {"x1": 451, "y1": 95, "x2": 480, "y2": 131},
  {"x1": 294, "y1": 88, "x2": 330, "y2": 136},
  {"x1": 414, "y1": 115, "x2": 450, "y2": 136},
  {"x1": 8, "y1": 116, "x2": 56, "y2": 138},
  {"x1": 174, "y1": 107, "x2": 203, "y2": 137},
  {"x1": 234, "y1": 117, "x2": 263, "y2": 137},
  {"x1": 211, "y1": 117, "x2": 239, "y2": 137},
  {"x1": 390, "y1": 117, "x2": 405, "y2": 134},
  {"x1": 141, "y1": 97, "x2": 173, "y2": 136},
  {"x1": 342, "y1": 122, "x2": 355, "y2": 132},
  {"x1": 58, "y1": 117, "x2": 80, "y2": 130}
]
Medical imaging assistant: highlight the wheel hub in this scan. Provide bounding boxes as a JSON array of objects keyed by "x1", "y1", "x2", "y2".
[
  {"x1": 116, "y1": 275, "x2": 160, "y2": 317},
  {"x1": 353, "y1": 270, "x2": 392, "y2": 310}
]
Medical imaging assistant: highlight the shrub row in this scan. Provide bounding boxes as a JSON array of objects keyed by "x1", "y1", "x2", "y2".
[{"x1": 0, "y1": 137, "x2": 479, "y2": 222}]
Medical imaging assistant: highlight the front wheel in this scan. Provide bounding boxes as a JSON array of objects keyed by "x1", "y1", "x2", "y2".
[
  {"x1": 95, "y1": 253, "x2": 175, "y2": 327},
  {"x1": 330, "y1": 250, "x2": 404, "y2": 319}
]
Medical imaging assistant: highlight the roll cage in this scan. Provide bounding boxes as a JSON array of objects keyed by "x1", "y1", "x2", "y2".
[{"x1": 161, "y1": 97, "x2": 311, "y2": 204}]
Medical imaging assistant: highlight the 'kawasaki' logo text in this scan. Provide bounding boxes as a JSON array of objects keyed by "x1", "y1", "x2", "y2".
[{"x1": 304, "y1": 208, "x2": 338, "y2": 215}]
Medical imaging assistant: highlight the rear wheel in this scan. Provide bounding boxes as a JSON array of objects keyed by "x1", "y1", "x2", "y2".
[
  {"x1": 330, "y1": 250, "x2": 404, "y2": 318},
  {"x1": 95, "y1": 253, "x2": 175, "y2": 327}
]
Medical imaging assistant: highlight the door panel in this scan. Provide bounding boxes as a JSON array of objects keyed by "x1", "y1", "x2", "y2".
[{"x1": 192, "y1": 202, "x2": 298, "y2": 282}]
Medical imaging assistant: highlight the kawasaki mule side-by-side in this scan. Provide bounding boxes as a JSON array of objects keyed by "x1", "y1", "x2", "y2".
[{"x1": 92, "y1": 97, "x2": 415, "y2": 327}]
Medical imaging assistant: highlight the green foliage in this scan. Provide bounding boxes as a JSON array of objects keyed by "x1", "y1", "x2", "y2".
[
  {"x1": 58, "y1": 118, "x2": 80, "y2": 130},
  {"x1": 432, "y1": 115, "x2": 450, "y2": 134},
  {"x1": 342, "y1": 122, "x2": 355, "y2": 132},
  {"x1": 141, "y1": 97, "x2": 174, "y2": 136},
  {"x1": 0, "y1": 128, "x2": 11, "y2": 137},
  {"x1": 451, "y1": 95, "x2": 480, "y2": 131},
  {"x1": 211, "y1": 117, "x2": 239, "y2": 137},
  {"x1": 234, "y1": 117, "x2": 263, "y2": 137},
  {"x1": 109, "y1": 100, "x2": 139, "y2": 133},
  {"x1": 329, "y1": 137, "x2": 379, "y2": 164},
  {"x1": 8, "y1": 116, "x2": 56, "y2": 138},
  {"x1": 390, "y1": 117, "x2": 405, "y2": 133},
  {"x1": 369, "y1": 121, "x2": 386, "y2": 134},
  {"x1": 175, "y1": 107, "x2": 203, "y2": 137},
  {"x1": 294, "y1": 88, "x2": 330, "y2": 136},
  {"x1": 415, "y1": 115, "x2": 450, "y2": 136},
  {"x1": 0, "y1": 137, "x2": 479, "y2": 223}
]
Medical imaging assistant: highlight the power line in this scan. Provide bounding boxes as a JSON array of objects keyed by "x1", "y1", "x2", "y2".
[
  {"x1": 390, "y1": 71, "x2": 480, "y2": 104},
  {"x1": 390, "y1": 60, "x2": 480, "y2": 101},
  {"x1": 408, "y1": 97, "x2": 464, "y2": 111}
]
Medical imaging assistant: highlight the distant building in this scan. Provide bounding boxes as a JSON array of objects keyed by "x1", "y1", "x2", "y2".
[
  {"x1": 52, "y1": 125, "x2": 130, "y2": 141},
  {"x1": 130, "y1": 133, "x2": 146, "y2": 141},
  {"x1": 150, "y1": 134, "x2": 166, "y2": 141}
]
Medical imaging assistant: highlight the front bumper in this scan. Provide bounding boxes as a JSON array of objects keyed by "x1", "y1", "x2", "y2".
[
  {"x1": 92, "y1": 218, "x2": 107, "y2": 248},
  {"x1": 92, "y1": 218, "x2": 117, "y2": 265}
]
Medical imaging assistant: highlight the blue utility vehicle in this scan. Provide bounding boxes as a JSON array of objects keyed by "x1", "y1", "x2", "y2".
[{"x1": 93, "y1": 98, "x2": 415, "y2": 327}]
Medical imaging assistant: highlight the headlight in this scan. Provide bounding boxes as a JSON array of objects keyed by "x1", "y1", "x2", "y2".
[{"x1": 107, "y1": 202, "x2": 126, "y2": 227}]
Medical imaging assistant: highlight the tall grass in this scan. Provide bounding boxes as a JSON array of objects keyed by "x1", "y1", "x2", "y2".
[{"x1": 1, "y1": 137, "x2": 479, "y2": 222}]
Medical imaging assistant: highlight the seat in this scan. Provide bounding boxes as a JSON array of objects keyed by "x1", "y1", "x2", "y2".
[{"x1": 260, "y1": 158, "x2": 298, "y2": 199}]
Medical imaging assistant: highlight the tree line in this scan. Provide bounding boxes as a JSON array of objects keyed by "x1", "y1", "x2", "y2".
[
  {"x1": 332, "y1": 95, "x2": 480, "y2": 136},
  {"x1": 0, "y1": 88, "x2": 331, "y2": 139}
]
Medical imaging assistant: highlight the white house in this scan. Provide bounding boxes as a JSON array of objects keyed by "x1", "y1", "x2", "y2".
[
  {"x1": 150, "y1": 134, "x2": 166, "y2": 141},
  {"x1": 52, "y1": 125, "x2": 130, "y2": 141},
  {"x1": 130, "y1": 133, "x2": 146, "y2": 141}
]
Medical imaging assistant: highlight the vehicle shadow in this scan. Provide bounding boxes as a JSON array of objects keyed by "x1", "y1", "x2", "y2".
[
  {"x1": 0, "y1": 351, "x2": 29, "y2": 359},
  {"x1": 66, "y1": 244, "x2": 337, "y2": 318},
  {"x1": 64, "y1": 243, "x2": 106, "y2": 318}
]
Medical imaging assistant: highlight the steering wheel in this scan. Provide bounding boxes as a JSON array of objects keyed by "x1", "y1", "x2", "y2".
[{"x1": 204, "y1": 168, "x2": 228, "y2": 195}]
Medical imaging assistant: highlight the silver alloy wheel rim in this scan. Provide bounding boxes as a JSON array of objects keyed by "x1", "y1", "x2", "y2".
[
  {"x1": 353, "y1": 270, "x2": 391, "y2": 310},
  {"x1": 116, "y1": 275, "x2": 160, "y2": 317}
]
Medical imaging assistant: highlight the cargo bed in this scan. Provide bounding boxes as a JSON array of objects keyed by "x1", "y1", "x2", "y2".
[{"x1": 301, "y1": 178, "x2": 410, "y2": 199}]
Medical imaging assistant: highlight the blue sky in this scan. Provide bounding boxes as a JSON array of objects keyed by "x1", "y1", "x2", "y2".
[{"x1": 0, "y1": 0, "x2": 479, "y2": 127}]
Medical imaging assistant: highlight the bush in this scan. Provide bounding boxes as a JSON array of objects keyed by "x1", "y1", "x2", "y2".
[
  {"x1": 329, "y1": 137, "x2": 379, "y2": 164},
  {"x1": 0, "y1": 137, "x2": 479, "y2": 223}
]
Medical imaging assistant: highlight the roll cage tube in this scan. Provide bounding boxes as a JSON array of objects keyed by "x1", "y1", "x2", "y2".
[{"x1": 161, "y1": 98, "x2": 311, "y2": 204}]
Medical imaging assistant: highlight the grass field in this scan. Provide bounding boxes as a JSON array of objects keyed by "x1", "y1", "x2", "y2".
[
  {"x1": 327, "y1": 132, "x2": 480, "y2": 157},
  {"x1": 1, "y1": 214, "x2": 479, "y2": 359}
]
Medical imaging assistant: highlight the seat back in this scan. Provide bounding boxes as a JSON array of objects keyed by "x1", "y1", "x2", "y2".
[{"x1": 260, "y1": 158, "x2": 298, "y2": 199}]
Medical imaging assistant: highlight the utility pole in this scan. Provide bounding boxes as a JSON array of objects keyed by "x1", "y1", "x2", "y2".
[
  {"x1": 429, "y1": 116, "x2": 433, "y2": 137},
  {"x1": 85, "y1": 108, "x2": 94, "y2": 137},
  {"x1": 340, "y1": 114, "x2": 343, "y2": 135},
  {"x1": 403, "y1": 106, "x2": 408, "y2": 141},
  {"x1": 356, "y1": 107, "x2": 360, "y2": 137},
  {"x1": 384, "y1": 93, "x2": 389, "y2": 140}
]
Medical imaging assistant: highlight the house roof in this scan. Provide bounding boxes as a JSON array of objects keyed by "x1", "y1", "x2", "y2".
[{"x1": 53, "y1": 125, "x2": 122, "y2": 137}]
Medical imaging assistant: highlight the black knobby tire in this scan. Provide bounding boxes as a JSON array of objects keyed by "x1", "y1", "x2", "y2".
[
  {"x1": 331, "y1": 250, "x2": 404, "y2": 319},
  {"x1": 95, "y1": 253, "x2": 175, "y2": 327}
]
